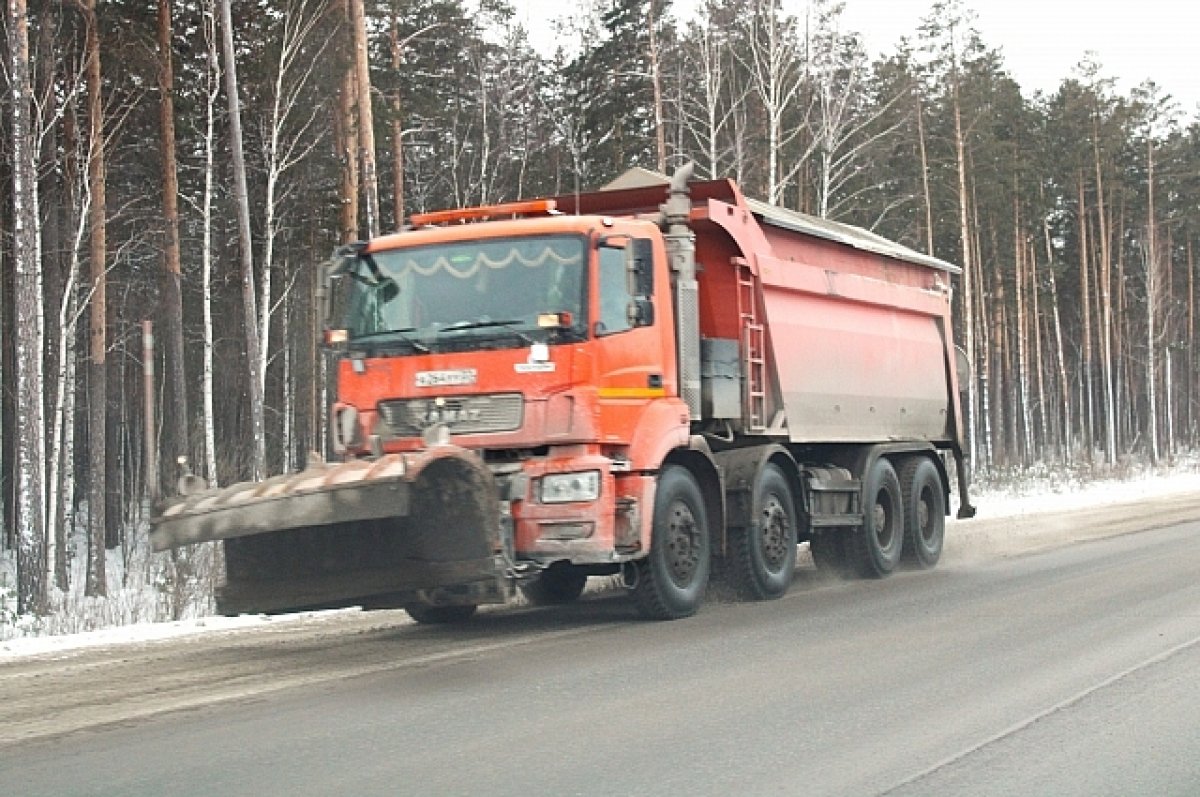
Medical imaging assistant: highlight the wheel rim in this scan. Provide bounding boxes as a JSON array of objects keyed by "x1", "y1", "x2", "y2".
[
  {"x1": 760, "y1": 496, "x2": 790, "y2": 569},
  {"x1": 917, "y1": 487, "x2": 934, "y2": 546},
  {"x1": 872, "y1": 492, "x2": 895, "y2": 549},
  {"x1": 665, "y1": 499, "x2": 701, "y2": 584}
]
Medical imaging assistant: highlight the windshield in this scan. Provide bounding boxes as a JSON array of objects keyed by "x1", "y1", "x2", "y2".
[{"x1": 339, "y1": 235, "x2": 586, "y2": 351}]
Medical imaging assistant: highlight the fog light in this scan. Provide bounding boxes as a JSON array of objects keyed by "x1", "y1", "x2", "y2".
[
  {"x1": 537, "y1": 522, "x2": 595, "y2": 541},
  {"x1": 540, "y1": 471, "x2": 601, "y2": 503}
]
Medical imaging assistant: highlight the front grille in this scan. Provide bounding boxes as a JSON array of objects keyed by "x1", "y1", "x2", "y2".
[{"x1": 378, "y1": 393, "x2": 524, "y2": 436}]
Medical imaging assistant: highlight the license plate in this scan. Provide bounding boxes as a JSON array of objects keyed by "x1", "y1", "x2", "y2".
[{"x1": 415, "y1": 369, "x2": 477, "y2": 388}]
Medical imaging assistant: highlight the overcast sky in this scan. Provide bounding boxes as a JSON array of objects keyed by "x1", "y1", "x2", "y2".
[{"x1": 515, "y1": 0, "x2": 1199, "y2": 116}]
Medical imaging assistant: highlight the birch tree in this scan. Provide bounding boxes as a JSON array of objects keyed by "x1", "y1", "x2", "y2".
[
  {"x1": 7, "y1": 0, "x2": 48, "y2": 614},
  {"x1": 257, "y1": 0, "x2": 332, "y2": 446},
  {"x1": 83, "y1": 0, "x2": 108, "y2": 597},
  {"x1": 920, "y1": 0, "x2": 979, "y2": 465},
  {"x1": 802, "y1": 0, "x2": 905, "y2": 220},
  {"x1": 219, "y1": 0, "x2": 266, "y2": 481},
  {"x1": 157, "y1": 0, "x2": 189, "y2": 488},
  {"x1": 349, "y1": 0, "x2": 380, "y2": 238},
  {"x1": 677, "y1": 14, "x2": 748, "y2": 180},
  {"x1": 201, "y1": 0, "x2": 220, "y2": 485},
  {"x1": 737, "y1": 0, "x2": 805, "y2": 204}
]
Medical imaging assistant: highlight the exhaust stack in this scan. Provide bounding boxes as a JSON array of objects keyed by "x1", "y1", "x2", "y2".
[{"x1": 662, "y1": 162, "x2": 701, "y2": 420}]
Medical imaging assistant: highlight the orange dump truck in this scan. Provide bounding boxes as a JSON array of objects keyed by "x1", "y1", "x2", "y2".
[{"x1": 150, "y1": 164, "x2": 974, "y2": 622}]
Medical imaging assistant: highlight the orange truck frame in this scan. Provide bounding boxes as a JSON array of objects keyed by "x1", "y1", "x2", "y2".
[{"x1": 151, "y1": 164, "x2": 975, "y2": 622}]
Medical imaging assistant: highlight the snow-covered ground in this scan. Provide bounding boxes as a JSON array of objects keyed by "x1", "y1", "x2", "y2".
[
  {"x1": 4, "y1": 464, "x2": 1200, "y2": 658},
  {"x1": 953, "y1": 464, "x2": 1200, "y2": 519}
]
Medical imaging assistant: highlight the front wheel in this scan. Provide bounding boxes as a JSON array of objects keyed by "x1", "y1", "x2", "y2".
[
  {"x1": 632, "y1": 466, "x2": 711, "y2": 620},
  {"x1": 728, "y1": 463, "x2": 798, "y2": 600}
]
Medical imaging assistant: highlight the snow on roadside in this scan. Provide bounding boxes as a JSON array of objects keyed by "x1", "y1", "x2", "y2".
[
  {"x1": 3, "y1": 464, "x2": 1200, "y2": 657},
  {"x1": 954, "y1": 466, "x2": 1200, "y2": 520},
  {"x1": 0, "y1": 609, "x2": 362, "y2": 659}
]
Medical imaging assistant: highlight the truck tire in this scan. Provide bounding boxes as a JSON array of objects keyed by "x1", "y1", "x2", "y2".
[
  {"x1": 728, "y1": 463, "x2": 798, "y2": 600},
  {"x1": 899, "y1": 457, "x2": 945, "y2": 569},
  {"x1": 850, "y1": 457, "x2": 904, "y2": 578},
  {"x1": 404, "y1": 603, "x2": 478, "y2": 624},
  {"x1": 633, "y1": 466, "x2": 711, "y2": 620},
  {"x1": 520, "y1": 562, "x2": 588, "y2": 605}
]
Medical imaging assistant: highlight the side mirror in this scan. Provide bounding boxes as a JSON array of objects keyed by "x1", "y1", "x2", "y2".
[
  {"x1": 627, "y1": 238, "x2": 654, "y2": 297},
  {"x1": 626, "y1": 239, "x2": 654, "y2": 328},
  {"x1": 627, "y1": 297, "x2": 654, "y2": 327},
  {"x1": 377, "y1": 276, "x2": 399, "y2": 304},
  {"x1": 318, "y1": 244, "x2": 367, "y2": 348}
]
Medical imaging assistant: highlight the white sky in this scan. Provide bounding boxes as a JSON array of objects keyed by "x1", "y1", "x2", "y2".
[{"x1": 514, "y1": 0, "x2": 1200, "y2": 116}]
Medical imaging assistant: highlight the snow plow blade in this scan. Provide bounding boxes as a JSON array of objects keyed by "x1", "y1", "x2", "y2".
[{"x1": 149, "y1": 446, "x2": 506, "y2": 615}]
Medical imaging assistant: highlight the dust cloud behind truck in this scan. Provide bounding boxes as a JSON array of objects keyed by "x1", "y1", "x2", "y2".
[{"x1": 151, "y1": 164, "x2": 974, "y2": 623}]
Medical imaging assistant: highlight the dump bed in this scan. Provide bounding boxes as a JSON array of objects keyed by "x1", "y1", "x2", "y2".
[
  {"x1": 741, "y1": 200, "x2": 961, "y2": 445},
  {"x1": 559, "y1": 169, "x2": 964, "y2": 450}
]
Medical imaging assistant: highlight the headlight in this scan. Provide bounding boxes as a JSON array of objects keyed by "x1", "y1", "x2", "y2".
[{"x1": 540, "y1": 471, "x2": 601, "y2": 504}]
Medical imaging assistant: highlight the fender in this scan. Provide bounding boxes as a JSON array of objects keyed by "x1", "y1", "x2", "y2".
[
  {"x1": 713, "y1": 444, "x2": 798, "y2": 533},
  {"x1": 624, "y1": 396, "x2": 692, "y2": 471}
]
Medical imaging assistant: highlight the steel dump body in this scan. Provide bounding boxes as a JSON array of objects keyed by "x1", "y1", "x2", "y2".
[
  {"x1": 721, "y1": 199, "x2": 959, "y2": 445},
  {"x1": 556, "y1": 174, "x2": 964, "y2": 450}
]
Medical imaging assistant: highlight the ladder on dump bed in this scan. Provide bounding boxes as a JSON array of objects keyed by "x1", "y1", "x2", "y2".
[{"x1": 735, "y1": 257, "x2": 767, "y2": 432}]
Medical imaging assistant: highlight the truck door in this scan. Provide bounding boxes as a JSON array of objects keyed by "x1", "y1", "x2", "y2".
[{"x1": 593, "y1": 238, "x2": 669, "y2": 442}]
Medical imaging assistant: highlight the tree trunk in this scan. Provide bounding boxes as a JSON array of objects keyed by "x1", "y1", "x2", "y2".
[
  {"x1": 390, "y1": 11, "x2": 405, "y2": 228},
  {"x1": 158, "y1": 0, "x2": 189, "y2": 493},
  {"x1": 202, "y1": 0, "x2": 219, "y2": 486},
  {"x1": 48, "y1": 103, "x2": 87, "y2": 595},
  {"x1": 36, "y1": 1, "x2": 65, "y2": 591},
  {"x1": 1189, "y1": 239, "x2": 1195, "y2": 442},
  {"x1": 219, "y1": 0, "x2": 266, "y2": 481},
  {"x1": 951, "y1": 72, "x2": 976, "y2": 467},
  {"x1": 1092, "y1": 124, "x2": 1116, "y2": 464},
  {"x1": 648, "y1": 0, "x2": 667, "y2": 174},
  {"x1": 1030, "y1": 238, "x2": 1048, "y2": 457},
  {"x1": 84, "y1": 0, "x2": 108, "y2": 598},
  {"x1": 336, "y1": 0, "x2": 360, "y2": 244},
  {"x1": 349, "y1": 0, "x2": 379, "y2": 238},
  {"x1": 1013, "y1": 196, "x2": 1032, "y2": 462},
  {"x1": 7, "y1": 0, "x2": 48, "y2": 614},
  {"x1": 1145, "y1": 135, "x2": 1159, "y2": 463},
  {"x1": 916, "y1": 92, "x2": 934, "y2": 257},
  {"x1": 1077, "y1": 176, "x2": 1094, "y2": 455}
]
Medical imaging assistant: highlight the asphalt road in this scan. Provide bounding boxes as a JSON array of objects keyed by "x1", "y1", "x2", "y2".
[{"x1": 3, "y1": 500, "x2": 1200, "y2": 796}]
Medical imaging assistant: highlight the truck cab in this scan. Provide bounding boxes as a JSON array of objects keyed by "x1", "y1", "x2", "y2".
[{"x1": 324, "y1": 206, "x2": 691, "y2": 591}]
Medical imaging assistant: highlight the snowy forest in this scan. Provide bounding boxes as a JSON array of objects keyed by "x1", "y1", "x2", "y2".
[{"x1": 2, "y1": 0, "x2": 1199, "y2": 625}]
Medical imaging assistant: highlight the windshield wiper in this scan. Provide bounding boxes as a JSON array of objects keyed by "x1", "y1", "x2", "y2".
[
  {"x1": 350, "y1": 327, "x2": 430, "y2": 352},
  {"x1": 438, "y1": 319, "x2": 534, "y2": 344}
]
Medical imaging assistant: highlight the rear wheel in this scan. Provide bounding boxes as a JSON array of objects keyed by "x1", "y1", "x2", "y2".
[
  {"x1": 520, "y1": 562, "x2": 588, "y2": 605},
  {"x1": 728, "y1": 463, "x2": 798, "y2": 600},
  {"x1": 633, "y1": 466, "x2": 711, "y2": 620},
  {"x1": 900, "y1": 457, "x2": 946, "y2": 569},
  {"x1": 404, "y1": 603, "x2": 478, "y2": 624},
  {"x1": 849, "y1": 457, "x2": 904, "y2": 579}
]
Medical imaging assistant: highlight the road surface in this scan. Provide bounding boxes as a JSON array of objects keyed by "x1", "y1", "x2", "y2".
[{"x1": 3, "y1": 492, "x2": 1200, "y2": 796}]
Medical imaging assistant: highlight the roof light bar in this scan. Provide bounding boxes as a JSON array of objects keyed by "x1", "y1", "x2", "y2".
[{"x1": 410, "y1": 199, "x2": 559, "y2": 227}]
